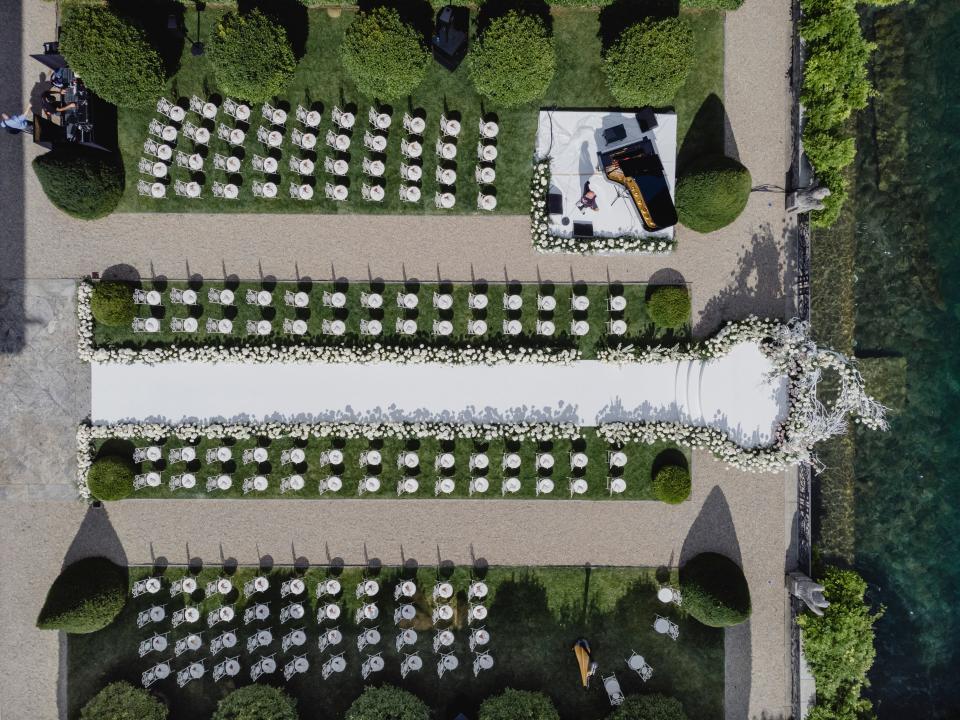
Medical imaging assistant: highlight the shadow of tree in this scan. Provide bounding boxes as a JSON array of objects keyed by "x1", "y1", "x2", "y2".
[
  {"x1": 358, "y1": 0, "x2": 435, "y2": 39},
  {"x1": 107, "y1": 0, "x2": 186, "y2": 77},
  {"x1": 598, "y1": 0, "x2": 679, "y2": 52},
  {"x1": 695, "y1": 222, "x2": 794, "y2": 337},
  {"x1": 677, "y1": 92, "x2": 734, "y2": 172},
  {"x1": 63, "y1": 506, "x2": 129, "y2": 570}
]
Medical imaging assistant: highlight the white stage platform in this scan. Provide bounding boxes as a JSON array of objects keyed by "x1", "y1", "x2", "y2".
[
  {"x1": 91, "y1": 342, "x2": 787, "y2": 449},
  {"x1": 534, "y1": 110, "x2": 676, "y2": 241}
]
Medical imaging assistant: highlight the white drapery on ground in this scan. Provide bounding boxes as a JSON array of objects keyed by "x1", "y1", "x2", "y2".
[{"x1": 92, "y1": 341, "x2": 787, "y2": 448}]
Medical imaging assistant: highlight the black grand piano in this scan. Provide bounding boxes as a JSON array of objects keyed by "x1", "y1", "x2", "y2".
[{"x1": 600, "y1": 140, "x2": 678, "y2": 232}]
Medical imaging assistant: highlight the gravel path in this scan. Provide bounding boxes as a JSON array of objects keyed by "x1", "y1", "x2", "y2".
[{"x1": 0, "y1": 0, "x2": 797, "y2": 718}]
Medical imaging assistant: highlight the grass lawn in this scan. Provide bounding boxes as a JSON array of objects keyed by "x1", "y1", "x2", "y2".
[
  {"x1": 92, "y1": 279, "x2": 689, "y2": 358},
  {"x1": 68, "y1": 565, "x2": 723, "y2": 720},
  {"x1": 92, "y1": 430, "x2": 688, "y2": 502},
  {"x1": 108, "y1": 4, "x2": 724, "y2": 215}
]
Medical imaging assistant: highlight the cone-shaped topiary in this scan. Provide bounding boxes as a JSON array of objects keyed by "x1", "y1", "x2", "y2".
[
  {"x1": 647, "y1": 286, "x2": 690, "y2": 329},
  {"x1": 676, "y1": 155, "x2": 752, "y2": 233},
  {"x1": 87, "y1": 456, "x2": 135, "y2": 501},
  {"x1": 653, "y1": 465, "x2": 691, "y2": 504},
  {"x1": 340, "y1": 7, "x2": 430, "y2": 100},
  {"x1": 208, "y1": 10, "x2": 297, "y2": 102},
  {"x1": 37, "y1": 557, "x2": 128, "y2": 633},
  {"x1": 479, "y1": 689, "x2": 560, "y2": 720},
  {"x1": 212, "y1": 685, "x2": 298, "y2": 720},
  {"x1": 345, "y1": 685, "x2": 430, "y2": 720},
  {"x1": 468, "y1": 11, "x2": 555, "y2": 107},
  {"x1": 90, "y1": 282, "x2": 136, "y2": 327},
  {"x1": 680, "y1": 552, "x2": 751, "y2": 627},
  {"x1": 33, "y1": 147, "x2": 124, "y2": 220}
]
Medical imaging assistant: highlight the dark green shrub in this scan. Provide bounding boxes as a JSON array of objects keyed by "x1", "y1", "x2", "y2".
[
  {"x1": 87, "y1": 456, "x2": 135, "y2": 501},
  {"x1": 37, "y1": 557, "x2": 128, "y2": 634},
  {"x1": 675, "y1": 155, "x2": 752, "y2": 233},
  {"x1": 212, "y1": 685, "x2": 298, "y2": 720},
  {"x1": 797, "y1": 567, "x2": 883, "y2": 720},
  {"x1": 602, "y1": 18, "x2": 694, "y2": 107},
  {"x1": 208, "y1": 10, "x2": 296, "y2": 102},
  {"x1": 33, "y1": 147, "x2": 124, "y2": 220},
  {"x1": 469, "y1": 12, "x2": 555, "y2": 107},
  {"x1": 811, "y1": 168, "x2": 847, "y2": 228},
  {"x1": 646, "y1": 286, "x2": 690, "y2": 329},
  {"x1": 90, "y1": 282, "x2": 136, "y2": 327},
  {"x1": 680, "y1": 552, "x2": 751, "y2": 627},
  {"x1": 59, "y1": 6, "x2": 166, "y2": 108},
  {"x1": 80, "y1": 682, "x2": 167, "y2": 720},
  {"x1": 653, "y1": 465, "x2": 690, "y2": 504},
  {"x1": 479, "y1": 689, "x2": 559, "y2": 720},
  {"x1": 609, "y1": 693, "x2": 689, "y2": 720},
  {"x1": 340, "y1": 8, "x2": 429, "y2": 100},
  {"x1": 345, "y1": 685, "x2": 430, "y2": 720},
  {"x1": 680, "y1": 0, "x2": 743, "y2": 8}
]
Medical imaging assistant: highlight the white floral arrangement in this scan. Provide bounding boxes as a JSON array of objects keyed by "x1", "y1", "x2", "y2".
[
  {"x1": 529, "y1": 159, "x2": 676, "y2": 255},
  {"x1": 76, "y1": 420, "x2": 581, "y2": 500},
  {"x1": 77, "y1": 280, "x2": 580, "y2": 367}
]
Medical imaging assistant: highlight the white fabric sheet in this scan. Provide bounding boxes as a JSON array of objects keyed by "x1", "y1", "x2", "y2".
[{"x1": 92, "y1": 342, "x2": 787, "y2": 448}]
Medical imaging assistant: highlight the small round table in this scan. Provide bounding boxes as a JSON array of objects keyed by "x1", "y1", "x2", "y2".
[
  {"x1": 229, "y1": 128, "x2": 245, "y2": 146},
  {"x1": 405, "y1": 164, "x2": 423, "y2": 182},
  {"x1": 202, "y1": 103, "x2": 217, "y2": 119},
  {"x1": 481, "y1": 144, "x2": 498, "y2": 162},
  {"x1": 262, "y1": 182, "x2": 278, "y2": 198},
  {"x1": 333, "y1": 184, "x2": 349, "y2": 201},
  {"x1": 151, "y1": 183, "x2": 166, "y2": 198},
  {"x1": 305, "y1": 110, "x2": 321, "y2": 127},
  {"x1": 610, "y1": 319, "x2": 628, "y2": 336},
  {"x1": 186, "y1": 182, "x2": 201, "y2": 198},
  {"x1": 152, "y1": 162, "x2": 167, "y2": 178},
  {"x1": 217, "y1": 319, "x2": 234, "y2": 334},
  {"x1": 478, "y1": 166, "x2": 496, "y2": 183},
  {"x1": 435, "y1": 320, "x2": 453, "y2": 336},
  {"x1": 538, "y1": 321, "x2": 555, "y2": 336},
  {"x1": 298, "y1": 184, "x2": 314, "y2": 200},
  {"x1": 263, "y1": 157, "x2": 279, "y2": 174},
  {"x1": 298, "y1": 159, "x2": 315, "y2": 175},
  {"x1": 571, "y1": 478, "x2": 589, "y2": 495},
  {"x1": 267, "y1": 131, "x2": 283, "y2": 147},
  {"x1": 161, "y1": 125, "x2": 177, "y2": 142},
  {"x1": 572, "y1": 320, "x2": 590, "y2": 336},
  {"x1": 438, "y1": 168, "x2": 457, "y2": 185},
  {"x1": 368, "y1": 159, "x2": 385, "y2": 177},
  {"x1": 168, "y1": 106, "x2": 185, "y2": 122},
  {"x1": 408, "y1": 117, "x2": 426, "y2": 134},
  {"x1": 234, "y1": 105, "x2": 250, "y2": 121},
  {"x1": 481, "y1": 121, "x2": 500, "y2": 139},
  {"x1": 300, "y1": 133, "x2": 317, "y2": 150},
  {"x1": 365, "y1": 319, "x2": 382, "y2": 335},
  {"x1": 181, "y1": 473, "x2": 197, "y2": 489},
  {"x1": 193, "y1": 128, "x2": 210, "y2": 144},
  {"x1": 156, "y1": 144, "x2": 172, "y2": 161},
  {"x1": 294, "y1": 291, "x2": 310, "y2": 307},
  {"x1": 216, "y1": 475, "x2": 232, "y2": 490},
  {"x1": 291, "y1": 319, "x2": 308, "y2": 335},
  {"x1": 610, "y1": 295, "x2": 628, "y2": 312},
  {"x1": 272, "y1": 109, "x2": 287, "y2": 125},
  {"x1": 188, "y1": 153, "x2": 203, "y2": 171},
  {"x1": 224, "y1": 184, "x2": 239, "y2": 199},
  {"x1": 368, "y1": 185, "x2": 385, "y2": 201},
  {"x1": 334, "y1": 134, "x2": 350, "y2": 151},
  {"x1": 480, "y1": 194, "x2": 497, "y2": 211},
  {"x1": 403, "y1": 185, "x2": 421, "y2": 202},
  {"x1": 405, "y1": 141, "x2": 423, "y2": 158},
  {"x1": 537, "y1": 453, "x2": 555, "y2": 469}
]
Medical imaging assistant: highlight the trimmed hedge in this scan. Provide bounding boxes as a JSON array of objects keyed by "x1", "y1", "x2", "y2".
[
  {"x1": 208, "y1": 10, "x2": 297, "y2": 102},
  {"x1": 653, "y1": 465, "x2": 690, "y2": 504},
  {"x1": 90, "y1": 282, "x2": 136, "y2": 327},
  {"x1": 87, "y1": 456, "x2": 136, "y2": 501},
  {"x1": 468, "y1": 12, "x2": 556, "y2": 107},
  {"x1": 675, "y1": 155, "x2": 752, "y2": 233},
  {"x1": 59, "y1": 6, "x2": 166, "y2": 108},
  {"x1": 680, "y1": 552, "x2": 751, "y2": 627},
  {"x1": 602, "y1": 18, "x2": 694, "y2": 107},
  {"x1": 33, "y1": 147, "x2": 124, "y2": 220},
  {"x1": 80, "y1": 682, "x2": 167, "y2": 720},
  {"x1": 345, "y1": 685, "x2": 430, "y2": 720},
  {"x1": 37, "y1": 557, "x2": 128, "y2": 634},
  {"x1": 646, "y1": 286, "x2": 690, "y2": 329},
  {"x1": 340, "y1": 8, "x2": 430, "y2": 100},
  {"x1": 212, "y1": 685, "x2": 298, "y2": 720},
  {"x1": 608, "y1": 694, "x2": 689, "y2": 720},
  {"x1": 479, "y1": 689, "x2": 560, "y2": 720}
]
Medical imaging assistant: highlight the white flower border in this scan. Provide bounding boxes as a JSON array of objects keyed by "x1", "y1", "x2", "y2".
[
  {"x1": 77, "y1": 280, "x2": 580, "y2": 366},
  {"x1": 529, "y1": 159, "x2": 677, "y2": 255}
]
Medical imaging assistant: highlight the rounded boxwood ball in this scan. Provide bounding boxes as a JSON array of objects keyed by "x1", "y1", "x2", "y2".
[
  {"x1": 609, "y1": 693, "x2": 688, "y2": 720},
  {"x1": 468, "y1": 11, "x2": 556, "y2": 108},
  {"x1": 653, "y1": 465, "x2": 690, "y2": 504},
  {"x1": 90, "y1": 282, "x2": 136, "y2": 327},
  {"x1": 346, "y1": 685, "x2": 429, "y2": 720},
  {"x1": 340, "y1": 7, "x2": 430, "y2": 100},
  {"x1": 647, "y1": 286, "x2": 690, "y2": 329},
  {"x1": 479, "y1": 689, "x2": 559, "y2": 720},
  {"x1": 87, "y1": 456, "x2": 135, "y2": 501},
  {"x1": 213, "y1": 685, "x2": 298, "y2": 720},
  {"x1": 680, "y1": 552, "x2": 751, "y2": 627},
  {"x1": 602, "y1": 17, "x2": 694, "y2": 107},
  {"x1": 676, "y1": 155, "x2": 752, "y2": 233},
  {"x1": 37, "y1": 557, "x2": 128, "y2": 634},
  {"x1": 80, "y1": 682, "x2": 167, "y2": 720},
  {"x1": 208, "y1": 10, "x2": 296, "y2": 102},
  {"x1": 33, "y1": 147, "x2": 124, "y2": 220}
]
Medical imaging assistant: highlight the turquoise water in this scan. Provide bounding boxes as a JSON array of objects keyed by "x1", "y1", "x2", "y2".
[{"x1": 851, "y1": 0, "x2": 960, "y2": 716}]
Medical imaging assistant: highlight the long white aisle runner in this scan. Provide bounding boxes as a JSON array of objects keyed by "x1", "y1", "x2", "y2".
[{"x1": 91, "y1": 342, "x2": 787, "y2": 448}]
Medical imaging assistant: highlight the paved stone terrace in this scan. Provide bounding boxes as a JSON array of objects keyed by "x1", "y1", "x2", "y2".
[{"x1": 0, "y1": 0, "x2": 797, "y2": 718}]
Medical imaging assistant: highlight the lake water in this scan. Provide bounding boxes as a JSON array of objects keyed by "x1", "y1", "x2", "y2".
[{"x1": 850, "y1": 0, "x2": 960, "y2": 715}]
